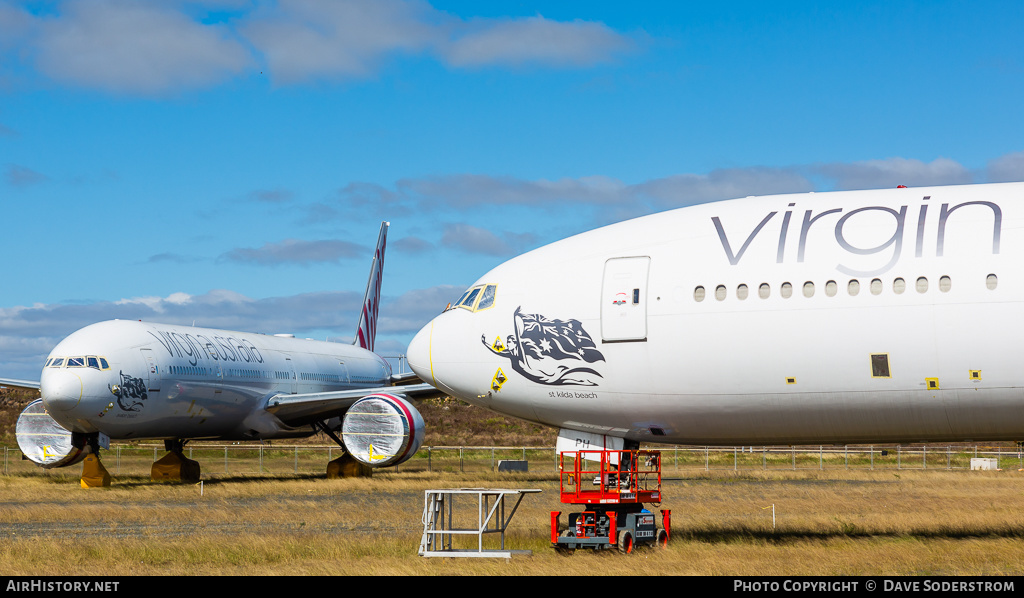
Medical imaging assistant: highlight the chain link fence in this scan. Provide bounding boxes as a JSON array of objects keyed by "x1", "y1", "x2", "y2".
[{"x1": 3, "y1": 443, "x2": 1022, "y2": 477}]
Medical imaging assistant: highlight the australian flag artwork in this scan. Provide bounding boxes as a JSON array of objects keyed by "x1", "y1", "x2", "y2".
[{"x1": 483, "y1": 307, "x2": 606, "y2": 386}]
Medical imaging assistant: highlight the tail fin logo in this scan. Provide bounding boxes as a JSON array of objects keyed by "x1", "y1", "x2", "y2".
[{"x1": 355, "y1": 222, "x2": 388, "y2": 353}]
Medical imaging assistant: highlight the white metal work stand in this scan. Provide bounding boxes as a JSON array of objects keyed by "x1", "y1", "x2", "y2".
[{"x1": 419, "y1": 488, "x2": 541, "y2": 558}]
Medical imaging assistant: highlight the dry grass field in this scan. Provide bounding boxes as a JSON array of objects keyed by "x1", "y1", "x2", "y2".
[
  {"x1": 4, "y1": 388, "x2": 1024, "y2": 577},
  {"x1": 2, "y1": 467, "x2": 1023, "y2": 577}
]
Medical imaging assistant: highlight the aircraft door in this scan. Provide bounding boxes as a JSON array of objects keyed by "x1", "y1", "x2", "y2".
[
  {"x1": 601, "y1": 256, "x2": 650, "y2": 342},
  {"x1": 284, "y1": 356, "x2": 297, "y2": 394},
  {"x1": 140, "y1": 348, "x2": 161, "y2": 392}
]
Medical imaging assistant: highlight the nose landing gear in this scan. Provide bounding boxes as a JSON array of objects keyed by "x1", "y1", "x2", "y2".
[{"x1": 79, "y1": 434, "x2": 111, "y2": 488}]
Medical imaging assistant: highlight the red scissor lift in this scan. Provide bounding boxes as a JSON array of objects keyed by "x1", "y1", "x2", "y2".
[{"x1": 551, "y1": 449, "x2": 670, "y2": 553}]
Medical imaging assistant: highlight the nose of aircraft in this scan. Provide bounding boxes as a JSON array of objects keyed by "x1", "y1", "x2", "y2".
[
  {"x1": 40, "y1": 369, "x2": 85, "y2": 412},
  {"x1": 407, "y1": 321, "x2": 433, "y2": 386}
]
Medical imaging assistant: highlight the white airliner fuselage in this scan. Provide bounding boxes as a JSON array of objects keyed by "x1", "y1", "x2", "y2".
[
  {"x1": 409, "y1": 182, "x2": 1024, "y2": 446},
  {"x1": 42, "y1": 319, "x2": 390, "y2": 441}
]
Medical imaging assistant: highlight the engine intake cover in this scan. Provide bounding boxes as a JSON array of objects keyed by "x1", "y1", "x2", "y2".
[
  {"x1": 342, "y1": 394, "x2": 425, "y2": 467},
  {"x1": 16, "y1": 399, "x2": 87, "y2": 469}
]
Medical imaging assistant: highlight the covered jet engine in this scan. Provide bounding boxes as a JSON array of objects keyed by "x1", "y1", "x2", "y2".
[
  {"x1": 341, "y1": 394, "x2": 425, "y2": 467},
  {"x1": 16, "y1": 399, "x2": 88, "y2": 468}
]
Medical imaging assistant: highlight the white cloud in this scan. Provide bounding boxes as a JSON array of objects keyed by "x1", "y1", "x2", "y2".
[
  {"x1": 634, "y1": 167, "x2": 816, "y2": 208},
  {"x1": 440, "y1": 222, "x2": 537, "y2": 257},
  {"x1": 5, "y1": 164, "x2": 47, "y2": 187},
  {"x1": 336, "y1": 168, "x2": 816, "y2": 215},
  {"x1": 2, "y1": 0, "x2": 637, "y2": 93},
  {"x1": 986, "y1": 152, "x2": 1024, "y2": 183},
  {"x1": 441, "y1": 16, "x2": 635, "y2": 69},
  {"x1": 812, "y1": 157, "x2": 974, "y2": 191},
  {"x1": 242, "y1": 1, "x2": 636, "y2": 84},
  {"x1": 248, "y1": 188, "x2": 295, "y2": 204},
  {"x1": 220, "y1": 239, "x2": 367, "y2": 266},
  {"x1": 30, "y1": 0, "x2": 251, "y2": 95},
  {"x1": 400, "y1": 174, "x2": 628, "y2": 208},
  {"x1": 241, "y1": 0, "x2": 438, "y2": 83},
  {"x1": 0, "y1": 283, "x2": 457, "y2": 378}
]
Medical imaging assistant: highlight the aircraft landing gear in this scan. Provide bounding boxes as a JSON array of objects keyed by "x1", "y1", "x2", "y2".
[
  {"x1": 151, "y1": 439, "x2": 201, "y2": 482},
  {"x1": 314, "y1": 421, "x2": 372, "y2": 478},
  {"x1": 80, "y1": 436, "x2": 111, "y2": 488}
]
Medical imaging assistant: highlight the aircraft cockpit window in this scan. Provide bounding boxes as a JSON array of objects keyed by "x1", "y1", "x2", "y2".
[
  {"x1": 99, "y1": 357, "x2": 110, "y2": 370},
  {"x1": 66, "y1": 357, "x2": 85, "y2": 367},
  {"x1": 459, "y1": 287, "x2": 481, "y2": 310},
  {"x1": 87, "y1": 357, "x2": 100, "y2": 369},
  {"x1": 476, "y1": 284, "x2": 497, "y2": 311},
  {"x1": 455, "y1": 284, "x2": 498, "y2": 312},
  {"x1": 49, "y1": 358, "x2": 65, "y2": 367}
]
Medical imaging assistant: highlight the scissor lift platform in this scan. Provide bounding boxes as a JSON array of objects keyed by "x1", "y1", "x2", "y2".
[
  {"x1": 419, "y1": 488, "x2": 540, "y2": 558},
  {"x1": 552, "y1": 450, "x2": 670, "y2": 553}
]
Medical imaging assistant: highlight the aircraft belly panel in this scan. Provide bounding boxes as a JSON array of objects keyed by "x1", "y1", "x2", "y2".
[
  {"x1": 97, "y1": 382, "x2": 262, "y2": 439},
  {"x1": 537, "y1": 387, "x2": 1024, "y2": 445}
]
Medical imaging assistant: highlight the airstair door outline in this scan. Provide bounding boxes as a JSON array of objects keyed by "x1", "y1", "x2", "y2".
[
  {"x1": 284, "y1": 355, "x2": 297, "y2": 394},
  {"x1": 601, "y1": 256, "x2": 650, "y2": 342},
  {"x1": 140, "y1": 348, "x2": 161, "y2": 392}
]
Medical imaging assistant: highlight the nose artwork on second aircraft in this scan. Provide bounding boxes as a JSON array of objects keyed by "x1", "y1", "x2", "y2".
[{"x1": 110, "y1": 371, "x2": 148, "y2": 412}]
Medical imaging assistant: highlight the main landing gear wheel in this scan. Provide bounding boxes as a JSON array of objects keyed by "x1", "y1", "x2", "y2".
[{"x1": 151, "y1": 439, "x2": 201, "y2": 482}]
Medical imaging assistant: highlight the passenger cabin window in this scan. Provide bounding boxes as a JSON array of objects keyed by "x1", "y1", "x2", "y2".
[
  {"x1": 758, "y1": 283, "x2": 770, "y2": 299},
  {"x1": 780, "y1": 282, "x2": 793, "y2": 298},
  {"x1": 848, "y1": 279, "x2": 860, "y2": 296},
  {"x1": 694, "y1": 286, "x2": 706, "y2": 302}
]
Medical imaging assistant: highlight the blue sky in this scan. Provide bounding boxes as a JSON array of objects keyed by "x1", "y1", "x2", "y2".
[{"x1": 1, "y1": 0, "x2": 1023, "y2": 379}]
